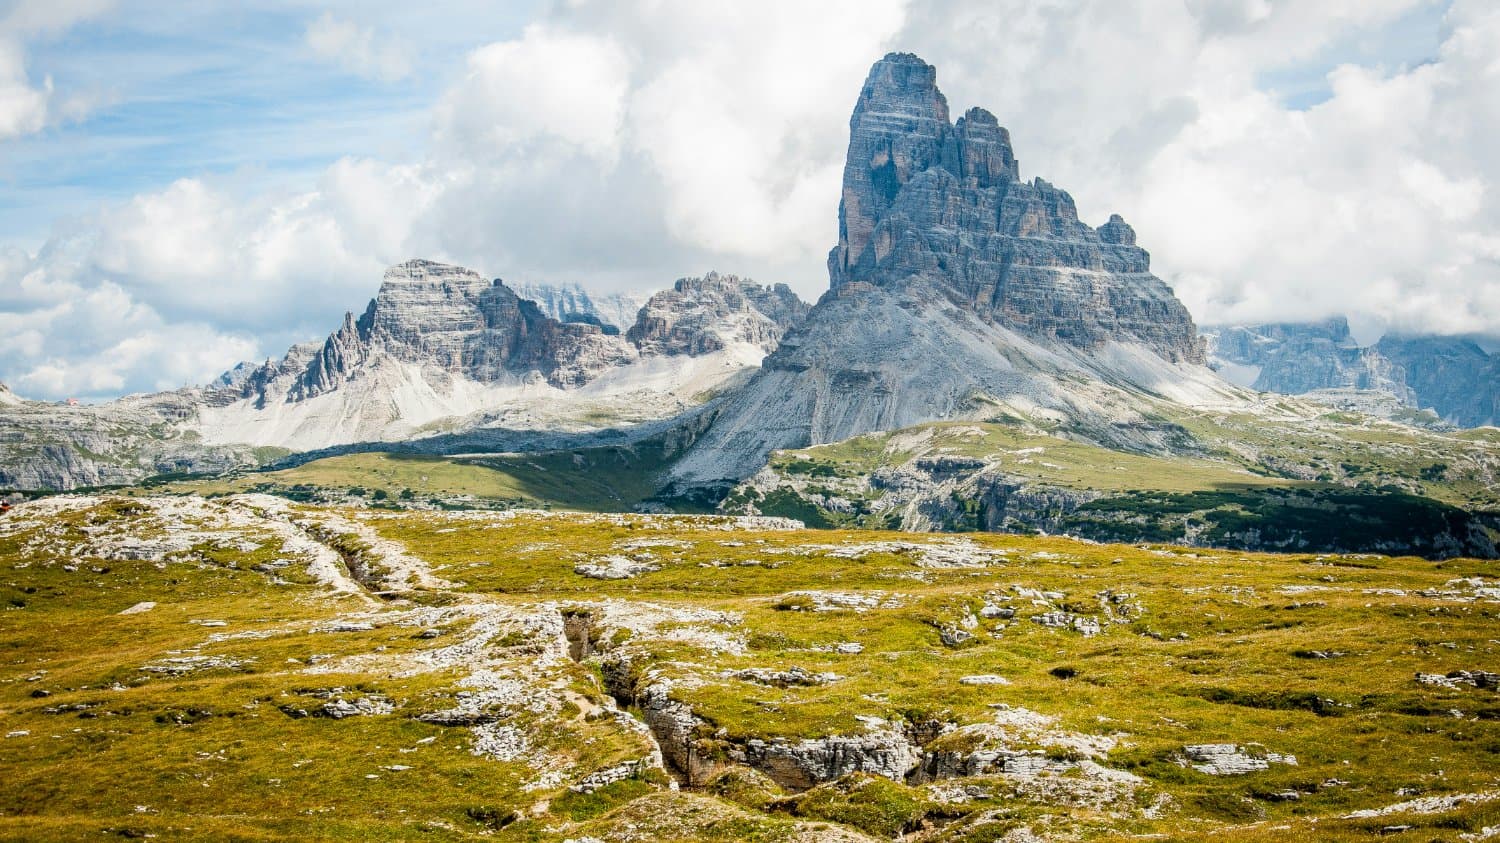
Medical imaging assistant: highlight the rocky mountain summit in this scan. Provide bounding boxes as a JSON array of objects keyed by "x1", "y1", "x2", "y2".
[
  {"x1": 1205, "y1": 318, "x2": 1498, "y2": 427},
  {"x1": 242, "y1": 260, "x2": 640, "y2": 399},
  {"x1": 828, "y1": 54, "x2": 1203, "y2": 363},
  {"x1": 628, "y1": 272, "x2": 809, "y2": 357},
  {"x1": 0, "y1": 264, "x2": 806, "y2": 489},
  {"x1": 669, "y1": 53, "x2": 1231, "y2": 488}
]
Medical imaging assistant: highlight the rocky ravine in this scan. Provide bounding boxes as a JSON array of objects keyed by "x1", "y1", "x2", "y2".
[
  {"x1": 668, "y1": 52, "x2": 1241, "y2": 489},
  {"x1": 0, "y1": 267, "x2": 806, "y2": 490}
]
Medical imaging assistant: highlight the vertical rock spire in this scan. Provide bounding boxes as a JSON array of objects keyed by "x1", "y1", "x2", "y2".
[
  {"x1": 822, "y1": 52, "x2": 1201, "y2": 365},
  {"x1": 830, "y1": 53, "x2": 954, "y2": 288}
]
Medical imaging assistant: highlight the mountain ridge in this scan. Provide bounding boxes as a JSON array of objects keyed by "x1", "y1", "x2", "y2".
[{"x1": 0, "y1": 263, "x2": 807, "y2": 488}]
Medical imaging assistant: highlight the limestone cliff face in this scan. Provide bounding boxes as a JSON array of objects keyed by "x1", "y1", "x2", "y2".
[
  {"x1": 828, "y1": 53, "x2": 1203, "y2": 364},
  {"x1": 668, "y1": 53, "x2": 1229, "y2": 487},
  {"x1": 280, "y1": 260, "x2": 635, "y2": 398},
  {"x1": 627, "y1": 272, "x2": 808, "y2": 358},
  {"x1": 1204, "y1": 318, "x2": 1498, "y2": 428},
  {"x1": 1375, "y1": 336, "x2": 1499, "y2": 428}
]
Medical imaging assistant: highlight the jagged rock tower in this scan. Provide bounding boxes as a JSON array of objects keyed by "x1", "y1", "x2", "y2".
[
  {"x1": 668, "y1": 53, "x2": 1222, "y2": 487},
  {"x1": 829, "y1": 53, "x2": 1201, "y2": 361}
]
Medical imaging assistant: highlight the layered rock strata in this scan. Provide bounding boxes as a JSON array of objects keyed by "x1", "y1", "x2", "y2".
[{"x1": 669, "y1": 53, "x2": 1230, "y2": 487}]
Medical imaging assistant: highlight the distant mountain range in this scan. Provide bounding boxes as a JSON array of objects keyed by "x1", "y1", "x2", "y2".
[
  {"x1": 1204, "y1": 317, "x2": 1499, "y2": 427},
  {"x1": 0, "y1": 267, "x2": 804, "y2": 488}
]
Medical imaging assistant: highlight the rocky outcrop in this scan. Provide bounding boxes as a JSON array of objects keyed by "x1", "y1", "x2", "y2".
[
  {"x1": 1181, "y1": 744, "x2": 1296, "y2": 776},
  {"x1": 1376, "y1": 335, "x2": 1499, "y2": 428},
  {"x1": 0, "y1": 390, "x2": 257, "y2": 490},
  {"x1": 1205, "y1": 319, "x2": 1499, "y2": 428},
  {"x1": 828, "y1": 53, "x2": 1203, "y2": 363},
  {"x1": 725, "y1": 420, "x2": 1500, "y2": 559},
  {"x1": 738, "y1": 730, "x2": 922, "y2": 791},
  {"x1": 668, "y1": 53, "x2": 1233, "y2": 488},
  {"x1": 627, "y1": 272, "x2": 808, "y2": 357}
]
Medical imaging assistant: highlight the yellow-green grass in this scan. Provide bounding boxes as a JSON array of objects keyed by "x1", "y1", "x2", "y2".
[
  {"x1": 3, "y1": 498, "x2": 1498, "y2": 841},
  {"x1": 780, "y1": 421, "x2": 1289, "y2": 495},
  {"x1": 0, "y1": 501, "x2": 648, "y2": 841},
  {"x1": 159, "y1": 446, "x2": 670, "y2": 512},
  {"x1": 368, "y1": 508, "x2": 1500, "y2": 837}
]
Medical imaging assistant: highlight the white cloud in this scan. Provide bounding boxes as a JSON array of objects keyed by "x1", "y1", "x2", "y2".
[
  {"x1": 622, "y1": 0, "x2": 907, "y2": 257},
  {"x1": 0, "y1": 0, "x2": 114, "y2": 140},
  {"x1": 2, "y1": 0, "x2": 115, "y2": 34},
  {"x1": 0, "y1": 271, "x2": 256, "y2": 401},
  {"x1": 304, "y1": 11, "x2": 412, "y2": 82},
  {"x1": 83, "y1": 163, "x2": 433, "y2": 331},
  {"x1": 420, "y1": 1, "x2": 906, "y2": 283},
  {"x1": 0, "y1": 155, "x2": 441, "y2": 400},
  {"x1": 1126, "y1": 1, "x2": 1500, "y2": 336},
  {"x1": 888, "y1": 0, "x2": 1499, "y2": 337},
  {"x1": 433, "y1": 25, "x2": 631, "y2": 163},
  {"x1": 0, "y1": 40, "x2": 49, "y2": 139}
]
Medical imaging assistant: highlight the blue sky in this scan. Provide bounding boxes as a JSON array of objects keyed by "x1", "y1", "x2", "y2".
[
  {"x1": 1255, "y1": 1, "x2": 1449, "y2": 109},
  {"x1": 0, "y1": 2, "x2": 537, "y2": 244},
  {"x1": 0, "y1": 0, "x2": 1495, "y2": 401}
]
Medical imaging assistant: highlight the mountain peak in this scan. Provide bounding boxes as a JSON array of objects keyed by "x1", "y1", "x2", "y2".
[
  {"x1": 828, "y1": 54, "x2": 1200, "y2": 364},
  {"x1": 670, "y1": 53, "x2": 1219, "y2": 486},
  {"x1": 855, "y1": 52, "x2": 949, "y2": 123},
  {"x1": 380, "y1": 258, "x2": 484, "y2": 285}
]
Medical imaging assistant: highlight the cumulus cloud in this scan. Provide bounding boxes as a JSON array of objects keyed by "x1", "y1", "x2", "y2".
[
  {"x1": 420, "y1": 2, "x2": 906, "y2": 282},
  {"x1": 894, "y1": 0, "x2": 1499, "y2": 338},
  {"x1": 86, "y1": 168, "x2": 428, "y2": 329},
  {"x1": 1129, "y1": 1, "x2": 1500, "y2": 337},
  {"x1": 0, "y1": 158, "x2": 436, "y2": 399},
  {"x1": 304, "y1": 11, "x2": 412, "y2": 82},
  {"x1": 0, "y1": 249, "x2": 256, "y2": 401},
  {"x1": 3, "y1": 0, "x2": 1500, "y2": 401},
  {"x1": 0, "y1": 0, "x2": 113, "y2": 139},
  {"x1": 433, "y1": 25, "x2": 631, "y2": 163},
  {"x1": 0, "y1": 40, "x2": 49, "y2": 139}
]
